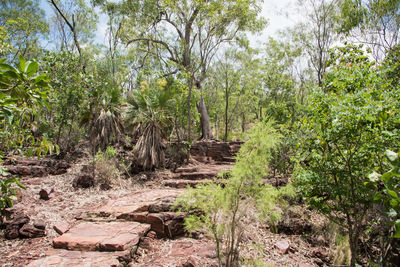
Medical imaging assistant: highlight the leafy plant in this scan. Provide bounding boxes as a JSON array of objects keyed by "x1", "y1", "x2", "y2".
[
  {"x1": 0, "y1": 56, "x2": 57, "y2": 156},
  {"x1": 294, "y1": 44, "x2": 400, "y2": 266},
  {"x1": 175, "y1": 121, "x2": 289, "y2": 266},
  {"x1": 366, "y1": 150, "x2": 400, "y2": 265},
  {"x1": 125, "y1": 78, "x2": 174, "y2": 170},
  {"x1": 93, "y1": 146, "x2": 121, "y2": 188},
  {"x1": 0, "y1": 166, "x2": 26, "y2": 217}
]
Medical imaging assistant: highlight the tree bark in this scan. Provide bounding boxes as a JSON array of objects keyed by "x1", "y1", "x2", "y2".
[
  {"x1": 197, "y1": 95, "x2": 213, "y2": 139},
  {"x1": 224, "y1": 77, "x2": 229, "y2": 141}
]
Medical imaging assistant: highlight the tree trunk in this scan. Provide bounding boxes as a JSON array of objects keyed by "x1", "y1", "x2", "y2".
[
  {"x1": 347, "y1": 216, "x2": 358, "y2": 267},
  {"x1": 187, "y1": 83, "x2": 193, "y2": 143},
  {"x1": 224, "y1": 80, "x2": 229, "y2": 141},
  {"x1": 197, "y1": 95, "x2": 213, "y2": 139},
  {"x1": 214, "y1": 114, "x2": 219, "y2": 140},
  {"x1": 241, "y1": 113, "x2": 246, "y2": 132}
]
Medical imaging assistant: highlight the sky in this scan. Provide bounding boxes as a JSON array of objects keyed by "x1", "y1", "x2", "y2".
[{"x1": 39, "y1": 0, "x2": 301, "y2": 48}]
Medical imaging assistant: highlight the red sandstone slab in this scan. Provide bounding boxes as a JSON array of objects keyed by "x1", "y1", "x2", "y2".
[
  {"x1": 53, "y1": 221, "x2": 150, "y2": 251},
  {"x1": 91, "y1": 189, "x2": 184, "y2": 218},
  {"x1": 27, "y1": 249, "x2": 123, "y2": 267}
]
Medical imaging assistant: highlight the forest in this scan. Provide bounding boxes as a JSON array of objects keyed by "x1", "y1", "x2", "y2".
[{"x1": 1, "y1": 0, "x2": 400, "y2": 266}]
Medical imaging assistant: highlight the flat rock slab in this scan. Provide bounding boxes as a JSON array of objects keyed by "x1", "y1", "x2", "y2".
[
  {"x1": 53, "y1": 221, "x2": 150, "y2": 251},
  {"x1": 27, "y1": 249, "x2": 123, "y2": 267},
  {"x1": 90, "y1": 189, "x2": 184, "y2": 218}
]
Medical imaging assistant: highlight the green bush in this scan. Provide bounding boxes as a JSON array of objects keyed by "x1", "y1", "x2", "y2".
[
  {"x1": 175, "y1": 120, "x2": 291, "y2": 266},
  {"x1": 0, "y1": 166, "x2": 26, "y2": 217},
  {"x1": 93, "y1": 146, "x2": 121, "y2": 187},
  {"x1": 294, "y1": 44, "x2": 400, "y2": 266}
]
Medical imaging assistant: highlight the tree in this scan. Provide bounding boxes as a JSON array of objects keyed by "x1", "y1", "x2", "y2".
[
  {"x1": 111, "y1": 0, "x2": 265, "y2": 140},
  {"x1": 338, "y1": 0, "x2": 400, "y2": 61},
  {"x1": 125, "y1": 78, "x2": 174, "y2": 169},
  {"x1": 294, "y1": 44, "x2": 400, "y2": 266},
  {"x1": 0, "y1": 0, "x2": 48, "y2": 60},
  {"x1": 0, "y1": 56, "x2": 52, "y2": 155},
  {"x1": 290, "y1": 0, "x2": 339, "y2": 86},
  {"x1": 205, "y1": 48, "x2": 262, "y2": 140},
  {"x1": 49, "y1": 0, "x2": 98, "y2": 58}
]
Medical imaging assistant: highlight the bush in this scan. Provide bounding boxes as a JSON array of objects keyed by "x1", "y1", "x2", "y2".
[
  {"x1": 0, "y1": 166, "x2": 26, "y2": 218},
  {"x1": 93, "y1": 146, "x2": 121, "y2": 188},
  {"x1": 175, "y1": 120, "x2": 292, "y2": 266},
  {"x1": 294, "y1": 44, "x2": 400, "y2": 266}
]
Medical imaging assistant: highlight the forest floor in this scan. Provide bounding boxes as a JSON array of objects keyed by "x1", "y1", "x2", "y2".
[{"x1": 0, "y1": 156, "x2": 336, "y2": 267}]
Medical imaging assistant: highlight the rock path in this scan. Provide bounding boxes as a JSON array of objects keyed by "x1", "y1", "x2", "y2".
[{"x1": 26, "y1": 141, "x2": 239, "y2": 266}]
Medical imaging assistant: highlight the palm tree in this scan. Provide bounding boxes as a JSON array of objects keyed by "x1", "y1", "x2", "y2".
[
  {"x1": 82, "y1": 88, "x2": 123, "y2": 153},
  {"x1": 125, "y1": 83, "x2": 173, "y2": 170}
]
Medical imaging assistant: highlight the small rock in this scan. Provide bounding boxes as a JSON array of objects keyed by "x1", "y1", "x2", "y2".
[
  {"x1": 138, "y1": 174, "x2": 148, "y2": 181},
  {"x1": 313, "y1": 258, "x2": 324, "y2": 266},
  {"x1": 10, "y1": 212, "x2": 30, "y2": 227},
  {"x1": 311, "y1": 248, "x2": 330, "y2": 263},
  {"x1": 72, "y1": 174, "x2": 94, "y2": 189},
  {"x1": 182, "y1": 256, "x2": 197, "y2": 267},
  {"x1": 146, "y1": 230, "x2": 157, "y2": 239},
  {"x1": 4, "y1": 224, "x2": 19, "y2": 239},
  {"x1": 53, "y1": 221, "x2": 70, "y2": 235},
  {"x1": 100, "y1": 183, "x2": 111, "y2": 191},
  {"x1": 39, "y1": 188, "x2": 54, "y2": 200},
  {"x1": 275, "y1": 239, "x2": 290, "y2": 254},
  {"x1": 19, "y1": 223, "x2": 46, "y2": 238},
  {"x1": 34, "y1": 220, "x2": 46, "y2": 230}
]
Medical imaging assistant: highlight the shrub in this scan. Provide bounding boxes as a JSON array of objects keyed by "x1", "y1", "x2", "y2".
[
  {"x1": 294, "y1": 44, "x2": 400, "y2": 266},
  {"x1": 175, "y1": 120, "x2": 291, "y2": 266},
  {"x1": 0, "y1": 166, "x2": 26, "y2": 218},
  {"x1": 93, "y1": 146, "x2": 121, "y2": 188}
]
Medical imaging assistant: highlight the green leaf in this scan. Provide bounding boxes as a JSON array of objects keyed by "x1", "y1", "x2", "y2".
[
  {"x1": 390, "y1": 199, "x2": 398, "y2": 208},
  {"x1": 388, "y1": 190, "x2": 398, "y2": 199},
  {"x1": 382, "y1": 171, "x2": 397, "y2": 183},
  {"x1": 18, "y1": 56, "x2": 26, "y2": 72},
  {"x1": 0, "y1": 63, "x2": 19, "y2": 73},
  {"x1": 26, "y1": 61, "x2": 38, "y2": 77},
  {"x1": 2, "y1": 70, "x2": 19, "y2": 79}
]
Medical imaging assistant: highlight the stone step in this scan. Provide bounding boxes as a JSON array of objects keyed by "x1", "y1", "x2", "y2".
[
  {"x1": 221, "y1": 156, "x2": 236, "y2": 163},
  {"x1": 86, "y1": 189, "x2": 185, "y2": 238},
  {"x1": 172, "y1": 171, "x2": 218, "y2": 180},
  {"x1": 174, "y1": 166, "x2": 199, "y2": 173},
  {"x1": 162, "y1": 179, "x2": 210, "y2": 188},
  {"x1": 27, "y1": 249, "x2": 126, "y2": 267},
  {"x1": 53, "y1": 221, "x2": 150, "y2": 252},
  {"x1": 89, "y1": 189, "x2": 183, "y2": 218}
]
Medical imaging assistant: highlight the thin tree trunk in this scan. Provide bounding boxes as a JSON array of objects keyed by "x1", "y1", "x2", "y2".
[
  {"x1": 215, "y1": 114, "x2": 218, "y2": 140},
  {"x1": 187, "y1": 83, "x2": 193, "y2": 143},
  {"x1": 241, "y1": 113, "x2": 246, "y2": 133},
  {"x1": 224, "y1": 79, "x2": 229, "y2": 141},
  {"x1": 197, "y1": 95, "x2": 213, "y2": 139}
]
